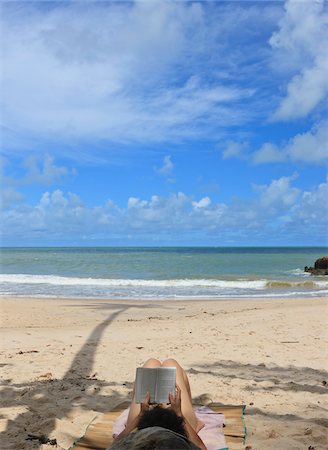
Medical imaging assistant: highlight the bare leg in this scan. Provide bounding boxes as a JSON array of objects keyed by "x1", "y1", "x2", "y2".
[
  {"x1": 126, "y1": 358, "x2": 161, "y2": 426},
  {"x1": 162, "y1": 358, "x2": 203, "y2": 432}
]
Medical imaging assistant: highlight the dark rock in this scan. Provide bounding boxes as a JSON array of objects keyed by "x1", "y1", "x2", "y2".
[
  {"x1": 314, "y1": 256, "x2": 328, "y2": 270},
  {"x1": 304, "y1": 256, "x2": 328, "y2": 275}
]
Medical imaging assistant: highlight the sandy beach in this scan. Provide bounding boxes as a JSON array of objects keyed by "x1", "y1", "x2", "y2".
[{"x1": 0, "y1": 296, "x2": 327, "y2": 450}]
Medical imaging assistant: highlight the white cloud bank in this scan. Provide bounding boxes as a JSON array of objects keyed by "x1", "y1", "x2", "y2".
[
  {"x1": 22, "y1": 154, "x2": 75, "y2": 185},
  {"x1": 253, "y1": 120, "x2": 328, "y2": 164},
  {"x1": 1, "y1": 1, "x2": 256, "y2": 149},
  {"x1": 1, "y1": 176, "x2": 327, "y2": 245},
  {"x1": 270, "y1": 0, "x2": 328, "y2": 120},
  {"x1": 223, "y1": 120, "x2": 328, "y2": 164},
  {"x1": 1, "y1": 154, "x2": 75, "y2": 208}
]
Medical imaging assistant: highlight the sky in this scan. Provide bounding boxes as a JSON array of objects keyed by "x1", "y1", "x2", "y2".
[{"x1": 1, "y1": 0, "x2": 327, "y2": 247}]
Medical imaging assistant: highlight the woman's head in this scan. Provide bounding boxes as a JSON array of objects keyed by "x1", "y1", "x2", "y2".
[{"x1": 137, "y1": 406, "x2": 187, "y2": 437}]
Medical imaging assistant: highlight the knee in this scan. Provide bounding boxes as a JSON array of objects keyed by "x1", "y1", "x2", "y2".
[
  {"x1": 162, "y1": 358, "x2": 180, "y2": 368},
  {"x1": 143, "y1": 358, "x2": 161, "y2": 368}
]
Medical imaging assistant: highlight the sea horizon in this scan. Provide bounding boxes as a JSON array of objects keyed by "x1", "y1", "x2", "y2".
[{"x1": 1, "y1": 245, "x2": 326, "y2": 248}]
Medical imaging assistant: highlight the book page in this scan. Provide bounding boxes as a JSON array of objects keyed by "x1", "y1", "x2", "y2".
[
  {"x1": 154, "y1": 367, "x2": 176, "y2": 404},
  {"x1": 135, "y1": 367, "x2": 157, "y2": 403}
]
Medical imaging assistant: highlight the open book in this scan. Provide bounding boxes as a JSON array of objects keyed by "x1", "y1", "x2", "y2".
[{"x1": 135, "y1": 367, "x2": 176, "y2": 404}]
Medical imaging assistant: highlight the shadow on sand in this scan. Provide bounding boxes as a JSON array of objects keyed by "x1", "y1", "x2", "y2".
[
  {"x1": 0, "y1": 302, "x2": 161, "y2": 449},
  {"x1": 2, "y1": 306, "x2": 327, "y2": 448},
  {"x1": 187, "y1": 360, "x2": 328, "y2": 429}
]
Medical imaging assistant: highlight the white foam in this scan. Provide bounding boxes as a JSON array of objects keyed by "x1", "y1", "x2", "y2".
[
  {"x1": 288, "y1": 268, "x2": 309, "y2": 276},
  {"x1": 0, "y1": 274, "x2": 267, "y2": 289},
  {"x1": 1, "y1": 273, "x2": 327, "y2": 290}
]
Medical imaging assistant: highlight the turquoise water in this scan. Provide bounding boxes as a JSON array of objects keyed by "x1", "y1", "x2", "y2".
[{"x1": 0, "y1": 247, "x2": 327, "y2": 299}]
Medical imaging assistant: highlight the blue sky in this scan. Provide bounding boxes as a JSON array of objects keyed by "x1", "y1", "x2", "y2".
[{"x1": 1, "y1": 0, "x2": 327, "y2": 246}]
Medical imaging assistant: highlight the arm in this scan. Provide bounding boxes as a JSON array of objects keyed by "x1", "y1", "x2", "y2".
[
  {"x1": 182, "y1": 418, "x2": 207, "y2": 450},
  {"x1": 113, "y1": 392, "x2": 151, "y2": 443},
  {"x1": 113, "y1": 414, "x2": 139, "y2": 443},
  {"x1": 169, "y1": 386, "x2": 207, "y2": 450}
]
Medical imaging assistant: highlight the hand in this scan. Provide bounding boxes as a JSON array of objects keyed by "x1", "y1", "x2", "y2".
[
  {"x1": 139, "y1": 392, "x2": 151, "y2": 415},
  {"x1": 169, "y1": 384, "x2": 182, "y2": 416}
]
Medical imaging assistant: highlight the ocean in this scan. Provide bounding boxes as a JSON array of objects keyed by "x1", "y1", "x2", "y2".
[{"x1": 0, "y1": 247, "x2": 327, "y2": 300}]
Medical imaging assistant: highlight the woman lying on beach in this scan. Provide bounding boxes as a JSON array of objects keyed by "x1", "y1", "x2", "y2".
[{"x1": 110, "y1": 358, "x2": 207, "y2": 450}]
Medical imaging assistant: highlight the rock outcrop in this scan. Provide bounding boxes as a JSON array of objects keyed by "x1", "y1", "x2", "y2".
[{"x1": 304, "y1": 256, "x2": 328, "y2": 275}]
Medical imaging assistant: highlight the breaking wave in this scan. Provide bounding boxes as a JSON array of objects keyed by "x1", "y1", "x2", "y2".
[
  {"x1": 0, "y1": 273, "x2": 268, "y2": 288},
  {"x1": 0, "y1": 273, "x2": 327, "y2": 299}
]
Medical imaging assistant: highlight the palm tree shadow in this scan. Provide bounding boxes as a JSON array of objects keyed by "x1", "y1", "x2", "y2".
[{"x1": 0, "y1": 302, "x2": 160, "y2": 449}]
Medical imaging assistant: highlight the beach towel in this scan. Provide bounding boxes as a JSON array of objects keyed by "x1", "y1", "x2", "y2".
[{"x1": 69, "y1": 401, "x2": 246, "y2": 450}]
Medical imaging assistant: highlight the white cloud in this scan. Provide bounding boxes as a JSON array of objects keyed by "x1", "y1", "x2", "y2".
[
  {"x1": 270, "y1": 0, "x2": 328, "y2": 120},
  {"x1": 1, "y1": 154, "x2": 74, "y2": 210},
  {"x1": 297, "y1": 178, "x2": 328, "y2": 224},
  {"x1": 125, "y1": 192, "x2": 190, "y2": 230},
  {"x1": 283, "y1": 177, "x2": 328, "y2": 239},
  {"x1": 1, "y1": 187, "x2": 24, "y2": 209},
  {"x1": 192, "y1": 197, "x2": 211, "y2": 209},
  {"x1": 252, "y1": 120, "x2": 328, "y2": 164},
  {"x1": 157, "y1": 155, "x2": 174, "y2": 176},
  {"x1": 2, "y1": 154, "x2": 74, "y2": 195},
  {"x1": 252, "y1": 143, "x2": 285, "y2": 164},
  {"x1": 254, "y1": 175, "x2": 300, "y2": 211},
  {"x1": 1, "y1": 1, "x2": 260, "y2": 150},
  {"x1": 23, "y1": 154, "x2": 72, "y2": 185},
  {"x1": 2, "y1": 176, "x2": 326, "y2": 244},
  {"x1": 222, "y1": 141, "x2": 248, "y2": 160},
  {"x1": 127, "y1": 197, "x2": 141, "y2": 209},
  {"x1": 286, "y1": 120, "x2": 328, "y2": 163}
]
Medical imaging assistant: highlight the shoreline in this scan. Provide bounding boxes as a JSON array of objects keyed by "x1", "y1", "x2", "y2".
[
  {"x1": 1, "y1": 291, "x2": 327, "y2": 302},
  {"x1": 1, "y1": 296, "x2": 327, "y2": 449},
  {"x1": 1, "y1": 294, "x2": 327, "y2": 306}
]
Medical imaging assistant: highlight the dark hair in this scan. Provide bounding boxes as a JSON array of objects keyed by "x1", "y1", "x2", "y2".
[{"x1": 137, "y1": 406, "x2": 187, "y2": 438}]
